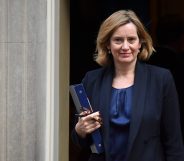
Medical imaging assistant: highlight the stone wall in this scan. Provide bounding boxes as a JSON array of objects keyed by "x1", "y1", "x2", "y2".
[{"x1": 0, "y1": 0, "x2": 47, "y2": 160}]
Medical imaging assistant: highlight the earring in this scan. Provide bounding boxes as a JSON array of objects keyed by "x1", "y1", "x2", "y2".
[{"x1": 108, "y1": 50, "x2": 111, "y2": 54}]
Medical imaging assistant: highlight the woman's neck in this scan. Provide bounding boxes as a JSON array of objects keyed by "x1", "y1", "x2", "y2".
[{"x1": 112, "y1": 62, "x2": 136, "y2": 89}]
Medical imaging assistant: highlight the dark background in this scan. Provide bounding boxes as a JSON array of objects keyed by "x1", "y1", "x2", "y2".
[{"x1": 70, "y1": 0, "x2": 184, "y2": 160}]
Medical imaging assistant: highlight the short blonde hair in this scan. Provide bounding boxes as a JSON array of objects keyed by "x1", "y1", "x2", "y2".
[{"x1": 94, "y1": 10, "x2": 154, "y2": 66}]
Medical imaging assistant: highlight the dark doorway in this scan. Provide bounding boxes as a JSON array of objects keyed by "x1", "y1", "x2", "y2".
[{"x1": 69, "y1": 0, "x2": 184, "y2": 161}]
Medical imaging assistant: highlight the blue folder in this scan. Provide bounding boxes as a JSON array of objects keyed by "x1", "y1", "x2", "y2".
[{"x1": 70, "y1": 84, "x2": 104, "y2": 154}]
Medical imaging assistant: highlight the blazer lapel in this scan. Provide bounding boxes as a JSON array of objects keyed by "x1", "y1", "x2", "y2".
[
  {"x1": 98, "y1": 66, "x2": 114, "y2": 161},
  {"x1": 126, "y1": 62, "x2": 148, "y2": 159}
]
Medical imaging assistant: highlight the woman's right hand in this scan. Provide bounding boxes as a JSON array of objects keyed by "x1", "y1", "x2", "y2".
[{"x1": 75, "y1": 111, "x2": 102, "y2": 138}]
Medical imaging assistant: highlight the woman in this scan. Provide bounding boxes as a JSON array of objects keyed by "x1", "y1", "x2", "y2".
[{"x1": 71, "y1": 10, "x2": 184, "y2": 161}]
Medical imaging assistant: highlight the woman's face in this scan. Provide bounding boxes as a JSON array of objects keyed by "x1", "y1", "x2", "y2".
[{"x1": 108, "y1": 22, "x2": 141, "y2": 66}]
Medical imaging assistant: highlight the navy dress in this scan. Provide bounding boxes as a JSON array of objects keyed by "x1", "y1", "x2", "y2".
[{"x1": 109, "y1": 86, "x2": 133, "y2": 161}]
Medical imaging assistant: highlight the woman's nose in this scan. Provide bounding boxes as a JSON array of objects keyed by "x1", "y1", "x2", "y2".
[{"x1": 121, "y1": 40, "x2": 129, "y2": 50}]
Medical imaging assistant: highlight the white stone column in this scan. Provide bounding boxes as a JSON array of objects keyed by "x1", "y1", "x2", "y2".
[{"x1": 0, "y1": 0, "x2": 47, "y2": 160}]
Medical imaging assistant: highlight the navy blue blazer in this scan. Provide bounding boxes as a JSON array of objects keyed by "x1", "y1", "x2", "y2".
[{"x1": 72, "y1": 61, "x2": 184, "y2": 161}]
